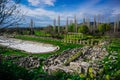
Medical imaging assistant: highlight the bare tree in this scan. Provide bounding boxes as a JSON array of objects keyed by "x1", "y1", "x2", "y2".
[
  {"x1": 58, "y1": 15, "x2": 60, "y2": 34},
  {"x1": 70, "y1": 19, "x2": 73, "y2": 25},
  {"x1": 86, "y1": 17, "x2": 90, "y2": 32},
  {"x1": 66, "y1": 17, "x2": 68, "y2": 33},
  {"x1": 0, "y1": 0, "x2": 22, "y2": 28},
  {"x1": 29, "y1": 19, "x2": 34, "y2": 35},
  {"x1": 107, "y1": 16, "x2": 110, "y2": 25},
  {"x1": 83, "y1": 17, "x2": 85, "y2": 25},
  {"x1": 114, "y1": 17, "x2": 117, "y2": 33},
  {"x1": 15, "y1": 22, "x2": 19, "y2": 34},
  {"x1": 74, "y1": 15, "x2": 77, "y2": 32},
  {"x1": 93, "y1": 15, "x2": 97, "y2": 31},
  {"x1": 97, "y1": 14, "x2": 101, "y2": 28},
  {"x1": 116, "y1": 15, "x2": 120, "y2": 32},
  {"x1": 53, "y1": 18, "x2": 56, "y2": 33}
]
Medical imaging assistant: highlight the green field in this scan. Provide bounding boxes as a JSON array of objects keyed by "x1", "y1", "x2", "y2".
[{"x1": 0, "y1": 35, "x2": 120, "y2": 80}]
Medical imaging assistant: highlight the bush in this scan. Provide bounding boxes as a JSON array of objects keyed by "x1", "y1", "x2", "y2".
[
  {"x1": 98, "y1": 24, "x2": 110, "y2": 34},
  {"x1": 68, "y1": 24, "x2": 75, "y2": 32},
  {"x1": 78, "y1": 25, "x2": 89, "y2": 34},
  {"x1": 0, "y1": 62, "x2": 35, "y2": 80}
]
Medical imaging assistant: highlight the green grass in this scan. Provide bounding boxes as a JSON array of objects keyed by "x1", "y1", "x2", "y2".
[
  {"x1": 0, "y1": 35, "x2": 83, "y2": 80},
  {"x1": 34, "y1": 30, "x2": 51, "y2": 37},
  {"x1": 0, "y1": 61, "x2": 36, "y2": 80},
  {"x1": 107, "y1": 38, "x2": 120, "y2": 53},
  {"x1": 1, "y1": 35, "x2": 120, "y2": 80},
  {"x1": 0, "y1": 46, "x2": 28, "y2": 57},
  {"x1": 100, "y1": 38, "x2": 120, "y2": 79}
]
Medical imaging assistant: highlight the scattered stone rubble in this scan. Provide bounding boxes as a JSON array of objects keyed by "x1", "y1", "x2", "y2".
[
  {"x1": 43, "y1": 41, "x2": 110, "y2": 76},
  {"x1": 4, "y1": 55, "x2": 42, "y2": 69},
  {"x1": 13, "y1": 56, "x2": 41, "y2": 69}
]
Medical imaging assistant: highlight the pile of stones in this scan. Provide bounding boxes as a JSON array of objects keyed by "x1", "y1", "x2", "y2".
[
  {"x1": 43, "y1": 41, "x2": 110, "y2": 76},
  {"x1": 13, "y1": 56, "x2": 41, "y2": 69},
  {"x1": 3, "y1": 55, "x2": 42, "y2": 69}
]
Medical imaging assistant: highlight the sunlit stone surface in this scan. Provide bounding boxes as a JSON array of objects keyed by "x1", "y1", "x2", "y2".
[{"x1": 0, "y1": 36, "x2": 58, "y2": 53}]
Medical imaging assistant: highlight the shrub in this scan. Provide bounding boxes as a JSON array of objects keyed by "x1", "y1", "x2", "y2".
[
  {"x1": 78, "y1": 25, "x2": 89, "y2": 34},
  {"x1": 0, "y1": 62, "x2": 35, "y2": 80},
  {"x1": 68, "y1": 24, "x2": 75, "y2": 32},
  {"x1": 98, "y1": 24, "x2": 110, "y2": 34}
]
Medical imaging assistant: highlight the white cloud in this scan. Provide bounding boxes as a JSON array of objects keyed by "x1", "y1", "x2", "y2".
[
  {"x1": 28, "y1": 0, "x2": 40, "y2": 6},
  {"x1": 19, "y1": 0, "x2": 120, "y2": 27},
  {"x1": 28, "y1": 0, "x2": 56, "y2": 6},
  {"x1": 44, "y1": 0, "x2": 56, "y2": 6},
  {"x1": 20, "y1": 4, "x2": 74, "y2": 20}
]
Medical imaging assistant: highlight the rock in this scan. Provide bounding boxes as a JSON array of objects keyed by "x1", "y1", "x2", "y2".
[
  {"x1": 92, "y1": 57, "x2": 96, "y2": 61},
  {"x1": 13, "y1": 56, "x2": 41, "y2": 69},
  {"x1": 70, "y1": 62, "x2": 81, "y2": 68},
  {"x1": 81, "y1": 62, "x2": 90, "y2": 68},
  {"x1": 4, "y1": 55, "x2": 22, "y2": 60},
  {"x1": 44, "y1": 41, "x2": 110, "y2": 76}
]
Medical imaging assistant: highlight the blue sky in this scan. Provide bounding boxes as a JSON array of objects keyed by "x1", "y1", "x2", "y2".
[{"x1": 18, "y1": 0, "x2": 120, "y2": 27}]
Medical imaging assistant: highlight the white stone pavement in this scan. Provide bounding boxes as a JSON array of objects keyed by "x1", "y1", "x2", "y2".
[{"x1": 0, "y1": 36, "x2": 59, "y2": 54}]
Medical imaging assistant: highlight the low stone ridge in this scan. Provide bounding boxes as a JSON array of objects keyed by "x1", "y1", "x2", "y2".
[
  {"x1": 43, "y1": 41, "x2": 110, "y2": 76},
  {"x1": 4, "y1": 55, "x2": 23, "y2": 60}
]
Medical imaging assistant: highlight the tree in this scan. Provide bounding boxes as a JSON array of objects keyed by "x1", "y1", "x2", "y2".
[
  {"x1": 58, "y1": 15, "x2": 60, "y2": 34},
  {"x1": 98, "y1": 24, "x2": 110, "y2": 34},
  {"x1": 44, "y1": 25, "x2": 53, "y2": 34},
  {"x1": 74, "y1": 15, "x2": 77, "y2": 32},
  {"x1": 78, "y1": 25, "x2": 89, "y2": 34},
  {"x1": 106, "y1": 24, "x2": 110, "y2": 31},
  {"x1": 29, "y1": 19, "x2": 34, "y2": 35},
  {"x1": 53, "y1": 18, "x2": 56, "y2": 33},
  {"x1": 0, "y1": 0, "x2": 22, "y2": 28},
  {"x1": 66, "y1": 17, "x2": 68, "y2": 33},
  {"x1": 68, "y1": 23, "x2": 75, "y2": 32},
  {"x1": 93, "y1": 15, "x2": 97, "y2": 30}
]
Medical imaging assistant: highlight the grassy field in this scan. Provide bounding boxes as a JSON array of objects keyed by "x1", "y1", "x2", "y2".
[
  {"x1": 0, "y1": 35, "x2": 120, "y2": 80},
  {"x1": 0, "y1": 35, "x2": 83, "y2": 80}
]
